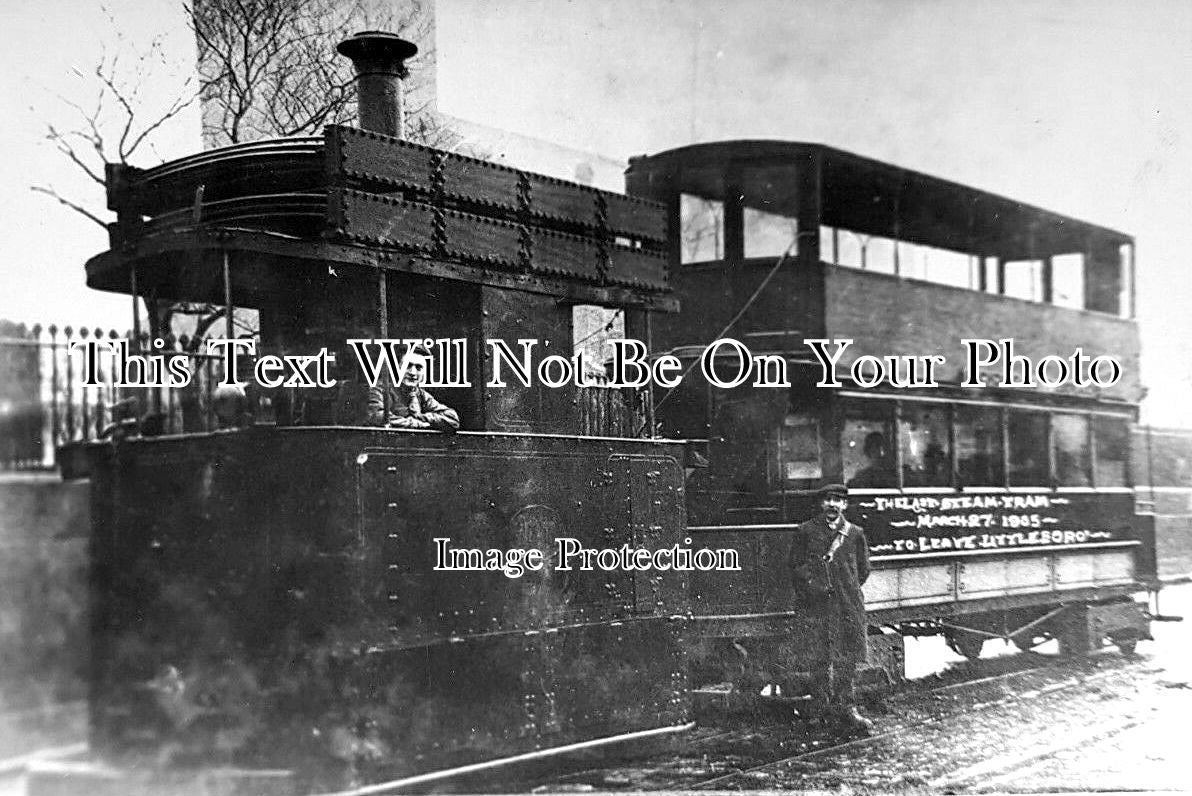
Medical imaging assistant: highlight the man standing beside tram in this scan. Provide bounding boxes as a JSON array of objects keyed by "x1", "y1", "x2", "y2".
[{"x1": 789, "y1": 483, "x2": 874, "y2": 735}]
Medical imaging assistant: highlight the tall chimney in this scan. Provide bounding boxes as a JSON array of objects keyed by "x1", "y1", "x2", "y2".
[{"x1": 337, "y1": 31, "x2": 419, "y2": 139}]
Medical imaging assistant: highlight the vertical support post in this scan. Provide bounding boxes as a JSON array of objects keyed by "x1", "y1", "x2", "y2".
[
  {"x1": 795, "y1": 151, "x2": 825, "y2": 337},
  {"x1": 1000, "y1": 407, "x2": 1011, "y2": 488},
  {"x1": 1127, "y1": 242, "x2": 1136, "y2": 319},
  {"x1": 947, "y1": 403, "x2": 958, "y2": 489},
  {"x1": 49, "y1": 325, "x2": 60, "y2": 446},
  {"x1": 223, "y1": 250, "x2": 234, "y2": 341},
  {"x1": 723, "y1": 162, "x2": 744, "y2": 265},
  {"x1": 131, "y1": 265, "x2": 141, "y2": 345},
  {"x1": 379, "y1": 265, "x2": 389, "y2": 420}
]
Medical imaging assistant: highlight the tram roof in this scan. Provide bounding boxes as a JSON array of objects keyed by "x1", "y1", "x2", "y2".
[{"x1": 628, "y1": 140, "x2": 1132, "y2": 259}]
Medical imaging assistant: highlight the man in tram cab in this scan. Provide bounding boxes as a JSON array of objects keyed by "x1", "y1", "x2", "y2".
[
  {"x1": 789, "y1": 483, "x2": 874, "y2": 735},
  {"x1": 365, "y1": 347, "x2": 459, "y2": 431}
]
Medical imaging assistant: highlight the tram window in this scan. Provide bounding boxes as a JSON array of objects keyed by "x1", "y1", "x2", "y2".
[
  {"x1": 956, "y1": 405, "x2": 1004, "y2": 487},
  {"x1": 744, "y1": 208, "x2": 798, "y2": 259},
  {"x1": 866, "y1": 237, "x2": 897, "y2": 273},
  {"x1": 900, "y1": 404, "x2": 952, "y2": 487},
  {"x1": 1052, "y1": 414, "x2": 1091, "y2": 486},
  {"x1": 1007, "y1": 410, "x2": 1049, "y2": 486},
  {"x1": 778, "y1": 413, "x2": 823, "y2": 487},
  {"x1": 834, "y1": 230, "x2": 895, "y2": 274},
  {"x1": 842, "y1": 403, "x2": 896, "y2": 488},
  {"x1": 900, "y1": 243, "x2": 971, "y2": 289},
  {"x1": 680, "y1": 194, "x2": 724, "y2": 264},
  {"x1": 1004, "y1": 260, "x2": 1043, "y2": 301},
  {"x1": 1093, "y1": 416, "x2": 1129, "y2": 487},
  {"x1": 1052, "y1": 254, "x2": 1085, "y2": 310}
]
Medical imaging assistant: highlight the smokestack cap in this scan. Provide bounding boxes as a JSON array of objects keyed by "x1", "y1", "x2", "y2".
[{"x1": 337, "y1": 31, "x2": 418, "y2": 78}]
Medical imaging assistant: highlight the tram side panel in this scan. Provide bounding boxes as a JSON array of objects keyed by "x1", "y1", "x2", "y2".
[
  {"x1": 85, "y1": 429, "x2": 689, "y2": 788},
  {"x1": 1135, "y1": 427, "x2": 1192, "y2": 583}
]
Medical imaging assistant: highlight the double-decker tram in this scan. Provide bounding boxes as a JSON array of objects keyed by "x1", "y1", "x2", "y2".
[{"x1": 626, "y1": 141, "x2": 1156, "y2": 687}]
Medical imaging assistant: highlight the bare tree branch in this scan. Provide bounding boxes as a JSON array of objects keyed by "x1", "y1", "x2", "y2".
[
  {"x1": 30, "y1": 186, "x2": 108, "y2": 228},
  {"x1": 192, "y1": 0, "x2": 438, "y2": 146}
]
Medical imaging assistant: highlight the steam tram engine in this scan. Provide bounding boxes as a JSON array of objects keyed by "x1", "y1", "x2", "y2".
[
  {"x1": 63, "y1": 32, "x2": 1158, "y2": 793},
  {"x1": 74, "y1": 33, "x2": 690, "y2": 793}
]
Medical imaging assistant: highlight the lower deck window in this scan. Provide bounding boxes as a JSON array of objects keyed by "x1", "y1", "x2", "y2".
[
  {"x1": 843, "y1": 406, "x2": 896, "y2": 488},
  {"x1": 900, "y1": 404, "x2": 952, "y2": 487},
  {"x1": 1094, "y1": 416, "x2": 1129, "y2": 487},
  {"x1": 1008, "y1": 410, "x2": 1049, "y2": 486},
  {"x1": 955, "y1": 405, "x2": 1004, "y2": 487},
  {"x1": 1052, "y1": 413, "x2": 1092, "y2": 486}
]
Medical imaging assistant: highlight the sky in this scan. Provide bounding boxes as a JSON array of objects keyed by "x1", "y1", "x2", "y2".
[{"x1": 1, "y1": 0, "x2": 1190, "y2": 425}]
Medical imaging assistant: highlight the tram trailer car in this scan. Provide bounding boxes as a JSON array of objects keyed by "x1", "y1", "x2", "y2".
[
  {"x1": 625, "y1": 142, "x2": 1157, "y2": 688},
  {"x1": 63, "y1": 33, "x2": 691, "y2": 793}
]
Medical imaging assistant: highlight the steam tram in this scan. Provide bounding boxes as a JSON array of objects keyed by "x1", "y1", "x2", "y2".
[
  {"x1": 61, "y1": 32, "x2": 1159, "y2": 794},
  {"x1": 625, "y1": 141, "x2": 1154, "y2": 684}
]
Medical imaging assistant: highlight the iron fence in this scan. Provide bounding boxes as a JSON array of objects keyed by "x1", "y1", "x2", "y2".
[
  {"x1": 0, "y1": 322, "x2": 231, "y2": 470},
  {"x1": 0, "y1": 323, "x2": 650, "y2": 470}
]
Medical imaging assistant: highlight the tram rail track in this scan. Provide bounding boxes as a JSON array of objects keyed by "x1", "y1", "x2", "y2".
[
  {"x1": 687, "y1": 655, "x2": 1147, "y2": 791},
  {"x1": 501, "y1": 651, "x2": 1146, "y2": 794}
]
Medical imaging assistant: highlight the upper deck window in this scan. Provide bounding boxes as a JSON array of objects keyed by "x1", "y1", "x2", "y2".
[
  {"x1": 680, "y1": 194, "x2": 724, "y2": 264},
  {"x1": 1052, "y1": 254, "x2": 1085, "y2": 310},
  {"x1": 1004, "y1": 260, "x2": 1044, "y2": 302}
]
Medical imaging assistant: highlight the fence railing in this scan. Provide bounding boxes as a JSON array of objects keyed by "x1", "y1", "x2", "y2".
[
  {"x1": 0, "y1": 323, "x2": 233, "y2": 470},
  {"x1": 0, "y1": 323, "x2": 651, "y2": 470}
]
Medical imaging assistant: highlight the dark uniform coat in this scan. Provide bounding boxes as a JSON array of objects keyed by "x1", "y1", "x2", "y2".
[{"x1": 789, "y1": 516, "x2": 871, "y2": 664}]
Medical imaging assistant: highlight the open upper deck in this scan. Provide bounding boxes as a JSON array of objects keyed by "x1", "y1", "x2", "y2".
[
  {"x1": 93, "y1": 125, "x2": 673, "y2": 312},
  {"x1": 626, "y1": 140, "x2": 1140, "y2": 404}
]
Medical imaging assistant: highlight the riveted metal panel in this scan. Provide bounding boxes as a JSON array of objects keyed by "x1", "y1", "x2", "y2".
[
  {"x1": 529, "y1": 174, "x2": 599, "y2": 227},
  {"x1": 604, "y1": 192, "x2": 667, "y2": 242},
  {"x1": 328, "y1": 124, "x2": 434, "y2": 192},
  {"x1": 441, "y1": 209, "x2": 521, "y2": 266},
  {"x1": 442, "y1": 155, "x2": 520, "y2": 210},
  {"x1": 331, "y1": 188, "x2": 434, "y2": 249},
  {"x1": 608, "y1": 248, "x2": 669, "y2": 290},
  {"x1": 531, "y1": 228, "x2": 599, "y2": 281}
]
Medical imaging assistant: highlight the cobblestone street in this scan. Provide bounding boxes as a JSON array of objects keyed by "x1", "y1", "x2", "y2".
[{"x1": 762, "y1": 582, "x2": 1192, "y2": 792}]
